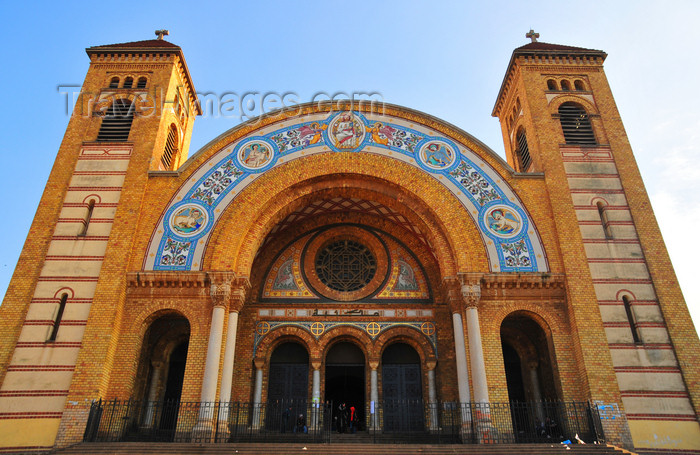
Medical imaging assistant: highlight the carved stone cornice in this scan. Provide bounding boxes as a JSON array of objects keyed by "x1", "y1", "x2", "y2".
[{"x1": 480, "y1": 273, "x2": 566, "y2": 300}]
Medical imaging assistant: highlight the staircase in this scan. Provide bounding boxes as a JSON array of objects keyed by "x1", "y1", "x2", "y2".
[{"x1": 53, "y1": 442, "x2": 633, "y2": 455}]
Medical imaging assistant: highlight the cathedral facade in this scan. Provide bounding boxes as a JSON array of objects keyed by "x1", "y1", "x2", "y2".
[{"x1": 0, "y1": 36, "x2": 698, "y2": 454}]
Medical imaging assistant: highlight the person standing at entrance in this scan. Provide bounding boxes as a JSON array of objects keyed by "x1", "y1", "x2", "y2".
[
  {"x1": 349, "y1": 405, "x2": 357, "y2": 433},
  {"x1": 337, "y1": 402, "x2": 348, "y2": 433}
]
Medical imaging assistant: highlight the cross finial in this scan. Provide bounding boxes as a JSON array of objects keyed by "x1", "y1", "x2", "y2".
[
  {"x1": 155, "y1": 29, "x2": 169, "y2": 40},
  {"x1": 526, "y1": 29, "x2": 540, "y2": 43}
]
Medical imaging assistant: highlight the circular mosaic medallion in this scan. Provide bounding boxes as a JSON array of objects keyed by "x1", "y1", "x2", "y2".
[
  {"x1": 366, "y1": 322, "x2": 381, "y2": 337},
  {"x1": 256, "y1": 321, "x2": 270, "y2": 335},
  {"x1": 421, "y1": 321, "x2": 436, "y2": 336},
  {"x1": 237, "y1": 139, "x2": 275, "y2": 172},
  {"x1": 327, "y1": 112, "x2": 366, "y2": 151},
  {"x1": 417, "y1": 140, "x2": 458, "y2": 171},
  {"x1": 483, "y1": 205, "x2": 523, "y2": 238},
  {"x1": 169, "y1": 203, "x2": 208, "y2": 237},
  {"x1": 310, "y1": 322, "x2": 325, "y2": 336}
]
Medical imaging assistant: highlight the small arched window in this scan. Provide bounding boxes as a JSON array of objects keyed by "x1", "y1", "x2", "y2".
[
  {"x1": 137, "y1": 77, "x2": 147, "y2": 89},
  {"x1": 97, "y1": 99, "x2": 134, "y2": 142},
  {"x1": 79, "y1": 200, "x2": 95, "y2": 237},
  {"x1": 596, "y1": 201, "x2": 612, "y2": 239},
  {"x1": 560, "y1": 80, "x2": 571, "y2": 91},
  {"x1": 547, "y1": 79, "x2": 557, "y2": 90},
  {"x1": 622, "y1": 296, "x2": 642, "y2": 343},
  {"x1": 574, "y1": 80, "x2": 585, "y2": 91},
  {"x1": 109, "y1": 77, "x2": 120, "y2": 88},
  {"x1": 123, "y1": 77, "x2": 133, "y2": 89},
  {"x1": 515, "y1": 128, "x2": 532, "y2": 171},
  {"x1": 559, "y1": 102, "x2": 596, "y2": 145},
  {"x1": 161, "y1": 124, "x2": 179, "y2": 170},
  {"x1": 48, "y1": 294, "x2": 68, "y2": 342}
]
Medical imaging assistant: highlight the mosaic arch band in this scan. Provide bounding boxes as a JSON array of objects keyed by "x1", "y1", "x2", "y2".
[{"x1": 145, "y1": 109, "x2": 548, "y2": 273}]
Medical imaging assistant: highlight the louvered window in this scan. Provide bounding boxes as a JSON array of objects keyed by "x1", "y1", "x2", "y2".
[
  {"x1": 137, "y1": 77, "x2": 147, "y2": 89},
  {"x1": 559, "y1": 103, "x2": 596, "y2": 145},
  {"x1": 109, "y1": 77, "x2": 119, "y2": 88},
  {"x1": 123, "y1": 77, "x2": 133, "y2": 89},
  {"x1": 97, "y1": 99, "x2": 134, "y2": 142},
  {"x1": 515, "y1": 129, "x2": 532, "y2": 171},
  {"x1": 161, "y1": 125, "x2": 178, "y2": 170}
]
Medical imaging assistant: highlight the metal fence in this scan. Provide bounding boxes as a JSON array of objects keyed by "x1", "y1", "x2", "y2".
[{"x1": 84, "y1": 399, "x2": 604, "y2": 445}]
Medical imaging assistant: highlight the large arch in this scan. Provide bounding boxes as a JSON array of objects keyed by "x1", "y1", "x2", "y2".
[{"x1": 143, "y1": 103, "x2": 548, "y2": 275}]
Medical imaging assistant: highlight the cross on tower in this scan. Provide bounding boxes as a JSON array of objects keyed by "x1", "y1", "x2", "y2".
[
  {"x1": 526, "y1": 29, "x2": 540, "y2": 43},
  {"x1": 155, "y1": 29, "x2": 169, "y2": 40}
]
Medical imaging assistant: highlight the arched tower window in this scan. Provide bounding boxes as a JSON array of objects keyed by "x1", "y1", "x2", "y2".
[
  {"x1": 108, "y1": 77, "x2": 119, "y2": 88},
  {"x1": 48, "y1": 294, "x2": 68, "y2": 342},
  {"x1": 515, "y1": 128, "x2": 532, "y2": 171},
  {"x1": 161, "y1": 124, "x2": 179, "y2": 170},
  {"x1": 596, "y1": 201, "x2": 612, "y2": 239},
  {"x1": 559, "y1": 102, "x2": 596, "y2": 145},
  {"x1": 97, "y1": 99, "x2": 134, "y2": 142},
  {"x1": 79, "y1": 199, "x2": 95, "y2": 236},
  {"x1": 137, "y1": 77, "x2": 147, "y2": 89},
  {"x1": 123, "y1": 77, "x2": 133, "y2": 89},
  {"x1": 547, "y1": 79, "x2": 557, "y2": 90},
  {"x1": 574, "y1": 80, "x2": 585, "y2": 91},
  {"x1": 622, "y1": 296, "x2": 642, "y2": 343},
  {"x1": 560, "y1": 80, "x2": 571, "y2": 91}
]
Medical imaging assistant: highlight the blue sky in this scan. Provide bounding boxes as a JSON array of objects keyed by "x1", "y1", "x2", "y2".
[{"x1": 1, "y1": 1, "x2": 698, "y2": 329}]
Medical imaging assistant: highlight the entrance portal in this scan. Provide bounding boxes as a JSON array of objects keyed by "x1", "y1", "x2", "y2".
[
  {"x1": 325, "y1": 342, "x2": 365, "y2": 432},
  {"x1": 382, "y1": 343, "x2": 423, "y2": 431}
]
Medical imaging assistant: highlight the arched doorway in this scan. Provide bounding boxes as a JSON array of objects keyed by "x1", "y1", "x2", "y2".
[
  {"x1": 500, "y1": 314, "x2": 558, "y2": 403},
  {"x1": 501, "y1": 313, "x2": 560, "y2": 438},
  {"x1": 135, "y1": 314, "x2": 190, "y2": 435},
  {"x1": 381, "y1": 343, "x2": 423, "y2": 431},
  {"x1": 325, "y1": 342, "x2": 365, "y2": 432},
  {"x1": 267, "y1": 342, "x2": 309, "y2": 432}
]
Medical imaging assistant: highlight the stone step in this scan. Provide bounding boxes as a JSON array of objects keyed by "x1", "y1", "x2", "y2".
[{"x1": 53, "y1": 442, "x2": 631, "y2": 455}]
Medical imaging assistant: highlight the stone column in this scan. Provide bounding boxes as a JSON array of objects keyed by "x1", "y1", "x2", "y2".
[
  {"x1": 426, "y1": 360, "x2": 438, "y2": 431},
  {"x1": 311, "y1": 360, "x2": 321, "y2": 430},
  {"x1": 142, "y1": 360, "x2": 164, "y2": 428},
  {"x1": 216, "y1": 278, "x2": 249, "y2": 438},
  {"x1": 527, "y1": 361, "x2": 545, "y2": 422},
  {"x1": 369, "y1": 360, "x2": 379, "y2": 432},
  {"x1": 252, "y1": 358, "x2": 265, "y2": 429},
  {"x1": 463, "y1": 288, "x2": 488, "y2": 403},
  {"x1": 461, "y1": 277, "x2": 491, "y2": 443},
  {"x1": 193, "y1": 273, "x2": 233, "y2": 438},
  {"x1": 445, "y1": 278, "x2": 471, "y2": 405}
]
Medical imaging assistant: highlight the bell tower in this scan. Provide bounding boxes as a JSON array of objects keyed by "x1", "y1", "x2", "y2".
[
  {"x1": 0, "y1": 33, "x2": 200, "y2": 452},
  {"x1": 492, "y1": 32, "x2": 700, "y2": 451}
]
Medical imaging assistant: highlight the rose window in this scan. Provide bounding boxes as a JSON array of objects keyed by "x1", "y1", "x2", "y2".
[{"x1": 315, "y1": 240, "x2": 377, "y2": 292}]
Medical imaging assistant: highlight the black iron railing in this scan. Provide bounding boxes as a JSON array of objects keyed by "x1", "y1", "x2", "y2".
[{"x1": 84, "y1": 399, "x2": 605, "y2": 445}]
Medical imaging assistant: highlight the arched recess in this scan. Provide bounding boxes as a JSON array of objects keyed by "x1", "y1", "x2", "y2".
[
  {"x1": 132, "y1": 312, "x2": 190, "y2": 431},
  {"x1": 144, "y1": 103, "x2": 548, "y2": 275},
  {"x1": 500, "y1": 311, "x2": 559, "y2": 404},
  {"x1": 266, "y1": 342, "x2": 310, "y2": 432}
]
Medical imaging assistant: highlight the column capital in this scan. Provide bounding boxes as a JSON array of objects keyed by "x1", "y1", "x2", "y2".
[
  {"x1": 442, "y1": 277, "x2": 463, "y2": 314},
  {"x1": 311, "y1": 360, "x2": 322, "y2": 370},
  {"x1": 253, "y1": 357, "x2": 265, "y2": 370},
  {"x1": 208, "y1": 271, "x2": 235, "y2": 309},
  {"x1": 459, "y1": 272, "x2": 483, "y2": 308},
  {"x1": 369, "y1": 360, "x2": 379, "y2": 370},
  {"x1": 229, "y1": 277, "x2": 251, "y2": 312},
  {"x1": 426, "y1": 359, "x2": 437, "y2": 371}
]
